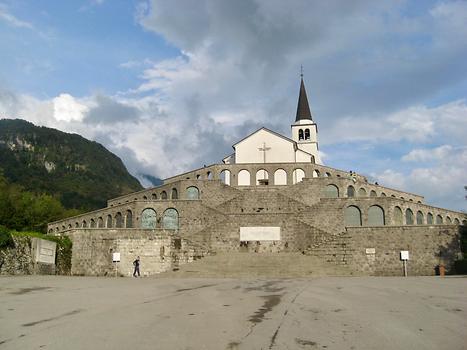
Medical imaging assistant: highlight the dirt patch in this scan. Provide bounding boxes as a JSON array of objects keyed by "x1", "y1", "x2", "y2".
[
  {"x1": 10, "y1": 287, "x2": 52, "y2": 295},
  {"x1": 22, "y1": 309, "x2": 83, "y2": 327},
  {"x1": 248, "y1": 294, "x2": 282, "y2": 324}
]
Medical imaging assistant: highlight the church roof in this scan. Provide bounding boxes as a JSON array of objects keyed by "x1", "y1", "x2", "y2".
[
  {"x1": 232, "y1": 127, "x2": 295, "y2": 148},
  {"x1": 295, "y1": 78, "x2": 313, "y2": 122}
]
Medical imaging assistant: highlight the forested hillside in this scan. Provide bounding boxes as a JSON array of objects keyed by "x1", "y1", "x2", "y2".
[{"x1": 0, "y1": 119, "x2": 143, "y2": 213}]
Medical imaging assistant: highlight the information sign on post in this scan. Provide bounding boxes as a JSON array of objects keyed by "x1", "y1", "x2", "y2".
[
  {"x1": 112, "y1": 252, "x2": 121, "y2": 262},
  {"x1": 400, "y1": 250, "x2": 409, "y2": 276}
]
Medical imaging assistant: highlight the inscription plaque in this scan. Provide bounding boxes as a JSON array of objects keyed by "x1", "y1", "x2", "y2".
[{"x1": 240, "y1": 227, "x2": 281, "y2": 241}]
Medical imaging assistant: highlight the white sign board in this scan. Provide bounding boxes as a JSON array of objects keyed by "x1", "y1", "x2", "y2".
[
  {"x1": 240, "y1": 227, "x2": 281, "y2": 241},
  {"x1": 112, "y1": 252, "x2": 121, "y2": 262},
  {"x1": 400, "y1": 251, "x2": 409, "y2": 260},
  {"x1": 365, "y1": 248, "x2": 376, "y2": 255},
  {"x1": 32, "y1": 238, "x2": 56, "y2": 264}
]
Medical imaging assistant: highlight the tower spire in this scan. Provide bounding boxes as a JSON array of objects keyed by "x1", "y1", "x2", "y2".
[{"x1": 295, "y1": 71, "x2": 312, "y2": 122}]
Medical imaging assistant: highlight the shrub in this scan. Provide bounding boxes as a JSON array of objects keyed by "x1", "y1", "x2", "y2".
[{"x1": 0, "y1": 226, "x2": 14, "y2": 250}]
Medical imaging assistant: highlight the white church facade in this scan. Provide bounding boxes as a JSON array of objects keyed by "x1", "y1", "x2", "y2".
[{"x1": 48, "y1": 77, "x2": 465, "y2": 277}]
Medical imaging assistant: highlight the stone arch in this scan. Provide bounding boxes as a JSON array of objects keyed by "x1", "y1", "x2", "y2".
[
  {"x1": 161, "y1": 191, "x2": 167, "y2": 200},
  {"x1": 409, "y1": 199, "x2": 413, "y2": 202},
  {"x1": 312, "y1": 170, "x2": 320, "y2": 178},
  {"x1": 391, "y1": 194, "x2": 396, "y2": 198},
  {"x1": 115, "y1": 212, "x2": 123, "y2": 228},
  {"x1": 56, "y1": 227, "x2": 60, "y2": 232},
  {"x1": 68, "y1": 224, "x2": 72, "y2": 229},
  {"x1": 126, "y1": 210, "x2": 133, "y2": 228},
  {"x1": 256, "y1": 169, "x2": 269, "y2": 185},
  {"x1": 446, "y1": 216, "x2": 452, "y2": 224},
  {"x1": 171, "y1": 188, "x2": 178, "y2": 200},
  {"x1": 368, "y1": 205, "x2": 385, "y2": 226},
  {"x1": 344, "y1": 205, "x2": 362, "y2": 226},
  {"x1": 186, "y1": 186, "x2": 200, "y2": 200},
  {"x1": 416, "y1": 211, "x2": 424, "y2": 225},
  {"x1": 143, "y1": 195, "x2": 148, "y2": 200},
  {"x1": 292, "y1": 168, "x2": 305, "y2": 184},
  {"x1": 347, "y1": 185, "x2": 355, "y2": 197},
  {"x1": 75, "y1": 222, "x2": 79, "y2": 228},
  {"x1": 62, "y1": 225, "x2": 66, "y2": 231},
  {"x1": 48, "y1": 228, "x2": 53, "y2": 233},
  {"x1": 152, "y1": 193, "x2": 157, "y2": 200},
  {"x1": 427, "y1": 213, "x2": 433, "y2": 224},
  {"x1": 141, "y1": 208, "x2": 157, "y2": 229},
  {"x1": 196, "y1": 174, "x2": 201, "y2": 180},
  {"x1": 304, "y1": 128, "x2": 310, "y2": 140},
  {"x1": 207, "y1": 171, "x2": 213, "y2": 180},
  {"x1": 381, "y1": 192, "x2": 387, "y2": 197},
  {"x1": 358, "y1": 188, "x2": 367, "y2": 197},
  {"x1": 436, "y1": 214, "x2": 443, "y2": 225},
  {"x1": 325, "y1": 172, "x2": 331, "y2": 177},
  {"x1": 162, "y1": 208, "x2": 179, "y2": 230},
  {"x1": 323, "y1": 184, "x2": 339, "y2": 198},
  {"x1": 98, "y1": 217, "x2": 104, "y2": 228},
  {"x1": 274, "y1": 169, "x2": 287, "y2": 185},
  {"x1": 106, "y1": 214, "x2": 112, "y2": 228},
  {"x1": 405, "y1": 208, "x2": 414, "y2": 225},
  {"x1": 298, "y1": 129, "x2": 304, "y2": 140},
  {"x1": 454, "y1": 218, "x2": 460, "y2": 225},
  {"x1": 238, "y1": 169, "x2": 251, "y2": 186},
  {"x1": 463, "y1": 220, "x2": 467, "y2": 226},
  {"x1": 370, "y1": 190, "x2": 377, "y2": 197},
  {"x1": 90, "y1": 219, "x2": 96, "y2": 228},
  {"x1": 220, "y1": 169, "x2": 231, "y2": 185},
  {"x1": 394, "y1": 206, "x2": 403, "y2": 225},
  {"x1": 82, "y1": 220, "x2": 87, "y2": 228}
]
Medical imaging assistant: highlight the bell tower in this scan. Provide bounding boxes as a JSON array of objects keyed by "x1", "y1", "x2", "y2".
[{"x1": 291, "y1": 72, "x2": 322, "y2": 164}]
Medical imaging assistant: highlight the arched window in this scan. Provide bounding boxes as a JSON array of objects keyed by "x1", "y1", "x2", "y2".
[
  {"x1": 220, "y1": 170, "x2": 231, "y2": 185},
  {"x1": 274, "y1": 169, "x2": 287, "y2": 185},
  {"x1": 106, "y1": 214, "x2": 113, "y2": 228},
  {"x1": 292, "y1": 168, "x2": 305, "y2": 184},
  {"x1": 370, "y1": 190, "x2": 377, "y2": 197},
  {"x1": 75, "y1": 222, "x2": 79, "y2": 228},
  {"x1": 90, "y1": 219, "x2": 96, "y2": 228},
  {"x1": 141, "y1": 208, "x2": 157, "y2": 229},
  {"x1": 454, "y1": 218, "x2": 460, "y2": 225},
  {"x1": 171, "y1": 188, "x2": 178, "y2": 200},
  {"x1": 298, "y1": 129, "x2": 304, "y2": 140},
  {"x1": 405, "y1": 209, "x2": 414, "y2": 225},
  {"x1": 312, "y1": 170, "x2": 320, "y2": 178},
  {"x1": 82, "y1": 220, "x2": 87, "y2": 228},
  {"x1": 427, "y1": 213, "x2": 433, "y2": 224},
  {"x1": 347, "y1": 185, "x2": 355, "y2": 197},
  {"x1": 304, "y1": 128, "x2": 310, "y2": 140},
  {"x1": 162, "y1": 208, "x2": 179, "y2": 230},
  {"x1": 207, "y1": 171, "x2": 213, "y2": 180},
  {"x1": 391, "y1": 194, "x2": 396, "y2": 198},
  {"x1": 115, "y1": 212, "x2": 123, "y2": 228},
  {"x1": 381, "y1": 192, "x2": 387, "y2": 197},
  {"x1": 161, "y1": 191, "x2": 167, "y2": 200},
  {"x1": 394, "y1": 206, "x2": 403, "y2": 225},
  {"x1": 196, "y1": 174, "x2": 201, "y2": 179},
  {"x1": 126, "y1": 210, "x2": 133, "y2": 228},
  {"x1": 186, "y1": 186, "x2": 200, "y2": 200},
  {"x1": 256, "y1": 169, "x2": 269, "y2": 185},
  {"x1": 143, "y1": 195, "x2": 148, "y2": 200},
  {"x1": 323, "y1": 184, "x2": 339, "y2": 198},
  {"x1": 68, "y1": 224, "x2": 72, "y2": 229},
  {"x1": 446, "y1": 216, "x2": 452, "y2": 224},
  {"x1": 152, "y1": 193, "x2": 157, "y2": 200},
  {"x1": 416, "y1": 211, "x2": 424, "y2": 225},
  {"x1": 344, "y1": 206, "x2": 362, "y2": 226},
  {"x1": 238, "y1": 169, "x2": 251, "y2": 186},
  {"x1": 436, "y1": 215, "x2": 443, "y2": 224},
  {"x1": 98, "y1": 217, "x2": 104, "y2": 228},
  {"x1": 358, "y1": 188, "x2": 367, "y2": 197},
  {"x1": 368, "y1": 205, "x2": 385, "y2": 226}
]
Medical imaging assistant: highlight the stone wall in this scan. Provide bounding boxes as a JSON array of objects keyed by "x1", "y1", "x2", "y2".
[
  {"x1": 346, "y1": 225, "x2": 461, "y2": 276},
  {"x1": 68, "y1": 229, "x2": 210, "y2": 276}
]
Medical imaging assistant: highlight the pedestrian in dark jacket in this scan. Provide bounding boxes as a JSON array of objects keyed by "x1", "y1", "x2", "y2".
[{"x1": 133, "y1": 256, "x2": 140, "y2": 277}]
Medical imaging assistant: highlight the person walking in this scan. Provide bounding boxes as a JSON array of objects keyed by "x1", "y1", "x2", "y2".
[{"x1": 133, "y1": 256, "x2": 140, "y2": 277}]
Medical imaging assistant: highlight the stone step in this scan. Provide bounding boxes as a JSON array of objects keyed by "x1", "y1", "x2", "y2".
[{"x1": 157, "y1": 252, "x2": 354, "y2": 278}]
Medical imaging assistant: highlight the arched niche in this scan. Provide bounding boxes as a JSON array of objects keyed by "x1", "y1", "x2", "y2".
[
  {"x1": 220, "y1": 169, "x2": 231, "y2": 185},
  {"x1": 312, "y1": 170, "x2": 320, "y2": 178},
  {"x1": 256, "y1": 169, "x2": 269, "y2": 185},
  {"x1": 358, "y1": 188, "x2": 367, "y2": 197},
  {"x1": 162, "y1": 208, "x2": 179, "y2": 230},
  {"x1": 347, "y1": 185, "x2": 355, "y2": 198},
  {"x1": 405, "y1": 209, "x2": 414, "y2": 225},
  {"x1": 436, "y1": 214, "x2": 443, "y2": 225},
  {"x1": 394, "y1": 206, "x2": 403, "y2": 225},
  {"x1": 141, "y1": 208, "x2": 157, "y2": 229},
  {"x1": 161, "y1": 191, "x2": 168, "y2": 200},
  {"x1": 171, "y1": 188, "x2": 178, "y2": 200},
  {"x1": 292, "y1": 168, "x2": 305, "y2": 184},
  {"x1": 98, "y1": 217, "x2": 104, "y2": 228},
  {"x1": 186, "y1": 186, "x2": 200, "y2": 200},
  {"x1": 115, "y1": 212, "x2": 123, "y2": 228},
  {"x1": 416, "y1": 211, "x2": 424, "y2": 225},
  {"x1": 238, "y1": 169, "x2": 251, "y2": 186},
  {"x1": 323, "y1": 184, "x2": 339, "y2": 198},
  {"x1": 370, "y1": 190, "x2": 377, "y2": 197},
  {"x1": 368, "y1": 205, "x2": 385, "y2": 226},
  {"x1": 344, "y1": 206, "x2": 362, "y2": 226},
  {"x1": 126, "y1": 210, "x2": 133, "y2": 228},
  {"x1": 427, "y1": 213, "x2": 433, "y2": 225},
  {"x1": 274, "y1": 169, "x2": 287, "y2": 185}
]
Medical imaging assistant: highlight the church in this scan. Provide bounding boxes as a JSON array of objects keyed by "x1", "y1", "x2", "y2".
[{"x1": 48, "y1": 77, "x2": 465, "y2": 277}]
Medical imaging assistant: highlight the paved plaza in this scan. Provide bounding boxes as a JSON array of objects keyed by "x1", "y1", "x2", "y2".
[{"x1": 0, "y1": 276, "x2": 466, "y2": 349}]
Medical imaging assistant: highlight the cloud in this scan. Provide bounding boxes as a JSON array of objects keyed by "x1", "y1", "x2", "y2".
[
  {"x1": 0, "y1": 3, "x2": 34, "y2": 29},
  {"x1": 53, "y1": 94, "x2": 88, "y2": 122},
  {"x1": 402, "y1": 145, "x2": 455, "y2": 162},
  {"x1": 84, "y1": 95, "x2": 140, "y2": 124}
]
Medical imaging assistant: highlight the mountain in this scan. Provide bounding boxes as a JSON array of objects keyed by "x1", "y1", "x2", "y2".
[
  {"x1": 140, "y1": 173, "x2": 163, "y2": 187},
  {"x1": 0, "y1": 119, "x2": 143, "y2": 211}
]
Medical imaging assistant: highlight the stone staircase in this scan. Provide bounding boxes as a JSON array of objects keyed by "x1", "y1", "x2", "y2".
[{"x1": 157, "y1": 252, "x2": 354, "y2": 278}]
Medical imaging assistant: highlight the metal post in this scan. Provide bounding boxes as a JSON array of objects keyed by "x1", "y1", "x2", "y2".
[{"x1": 403, "y1": 260, "x2": 407, "y2": 277}]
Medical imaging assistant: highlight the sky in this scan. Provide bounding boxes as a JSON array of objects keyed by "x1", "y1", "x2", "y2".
[{"x1": 0, "y1": 0, "x2": 466, "y2": 211}]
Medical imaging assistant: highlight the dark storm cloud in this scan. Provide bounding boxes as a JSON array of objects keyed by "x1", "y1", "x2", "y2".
[{"x1": 84, "y1": 95, "x2": 141, "y2": 124}]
